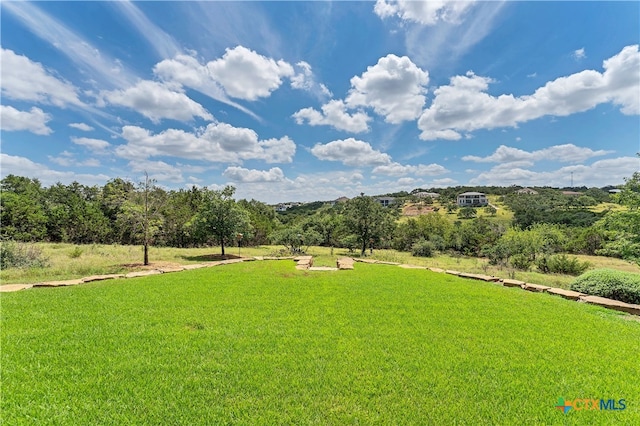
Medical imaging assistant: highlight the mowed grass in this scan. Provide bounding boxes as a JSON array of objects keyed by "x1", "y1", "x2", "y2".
[{"x1": 2, "y1": 261, "x2": 639, "y2": 424}]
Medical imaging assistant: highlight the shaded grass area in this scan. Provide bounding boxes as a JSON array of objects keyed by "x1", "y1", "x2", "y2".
[{"x1": 2, "y1": 261, "x2": 639, "y2": 424}]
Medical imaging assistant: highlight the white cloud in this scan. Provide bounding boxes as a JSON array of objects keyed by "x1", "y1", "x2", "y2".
[
  {"x1": 418, "y1": 45, "x2": 640, "y2": 140},
  {"x1": 48, "y1": 151, "x2": 101, "y2": 167},
  {"x1": 71, "y1": 137, "x2": 111, "y2": 152},
  {"x1": 290, "y1": 61, "x2": 332, "y2": 99},
  {"x1": 374, "y1": 0, "x2": 476, "y2": 25},
  {"x1": 1, "y1": 48, "x2": 83, "y2": 107},
  {"x1": 116, "y1": 123, "x2": 296, "y2": 164},
  {"x1": 573, "y1": 47, "x2": 586, "y2": 60},
  {"x1": 69, "y1": 122, "x2": 94, "y2": 131},
  {"x1": 207, "y1": 45, "x2": 294, "y2": 100},
  {"x1": 1, "y1": 153, "x2": 110, "y2": 186},
  {"x1": 311, "y1": 138, "x2": 392, "y2": 167},
  {"x1": 292, "y1": 100, "x2": 371, "y2": 133},
  {"x1": 346, "y1": 54, "x2": 429, "y2": 123},
  {"x1": 223, "y1": 166, "x2": 287, "y2": 183},
  {"x1": 0, "y1": 105, "x2": 52, "y2": 135},
  {"x1": 462, "y1": 144, "x2": 612, "y2": 164},
  {"x1": 372, "y1": 162, "x2": 449, "y2": 177},
  {"x1": 153, "y1": 54, "x2": 258, "y2": 119},
  {"x1": 469, "y1": 156, "x2": 639, "y2": 187},
  {"x1": 112, "y1": 1, "x2": 181, "y2": 59},
  {"x1": 128, "y1": 159, "x2": 185, "y2": 183},
  {"x1": 100, "y1": 80, "x2": 213, "y2": 123},
  {"x1": 3, "y1": 2, "x2": 135, "y2": 89}
]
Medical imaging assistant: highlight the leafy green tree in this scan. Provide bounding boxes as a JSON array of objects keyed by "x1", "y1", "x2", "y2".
[
  {"x1": 457, "y1": 207, "x2": 477, "y2": 219},
  {"x1": 238, "y1": 198, "x2": 279, "y2": 245},
  {"x1": 0, "y1": 175, "x2": 47, "y2": 241},
  {"x1": 269, "y1": 226, "x2": 322, "y2": 254},
  {"x1": 194, "y1": 186, "x2": 251, "y2": 257},
  {"x1": 343, "y1": 193, "x2": 396, "y2": 256}
]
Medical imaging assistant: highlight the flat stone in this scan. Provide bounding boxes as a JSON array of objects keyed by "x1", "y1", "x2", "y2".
[
  {"x1": 376, "y1": 261, "x2": 400, "y2": 265},
  {"x1": 294, "y1": 256, "x2": 313, "y2": 262},
  {"x1": 253, "y1": 256, "x2": 264, "y2": 260},
  {"x1": 182, "y1": 264, "x2": 208, "y2": 270},
  {"x1": 0, "y1": 284, "x2": 34, "y2": 292},
  {"x1": 579, "y1": 295, "x2": 640, "y2": 316},
  {"x1": 309, "y1": 267, "x2": 338, "y2": 271},
  {"x1": 546, "y1": 287, "x2": 584, "y2": 301},
  {"x1": 34, "y1": 279, "x2": 83, "y2": 287},
  {"x1": 524, "y1": 283, "x2": 551, "y2": 292},
  {"x1": 295, "y1": 264, "x2": 310, "y2": 270},
  {"x1": 125, "y1": 270, "x2": 163, "y2": 278},
  {"x1": 445, "y1": 270, "x2": 461, "y2": 276},
  {"x1": 337, "y1": 258, "x2": 355, "y2": 270},
  {"x1": 428, "y1": 267, "x2": 445, "y2": 273},
  {"x1": 81, "y1": 274, "x2": 124, "y2": 283},
  {"x1": 458, "y1": 272, "x2": 500, "y2": 282},
  {"x1": 399, "y1": 264, "x2": 427, "y2": 269},
  {"x1": 502, "y1": 279, "x2": 525, "y2": 288},
  {"x1": 159, "y1": 267, "x2": 185, "y2": 273}
]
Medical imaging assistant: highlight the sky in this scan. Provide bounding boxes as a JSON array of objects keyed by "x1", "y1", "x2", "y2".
[{"x1": 1, "y1": 1, "x2": 639, "y2": 204}]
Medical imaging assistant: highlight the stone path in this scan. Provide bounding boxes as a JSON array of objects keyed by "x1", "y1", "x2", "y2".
[{"x1": 2, "y1": 255, "x2": 638, "y2": 317}]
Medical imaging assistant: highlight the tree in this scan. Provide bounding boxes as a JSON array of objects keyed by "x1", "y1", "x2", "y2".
[
  {"x1": 0, "y1": 175, "x2": 47, "y2": 241},
  {"x1": 343, "y1": 193, "x2": 395, "y2": 256},
  {"x1": 117, "y1": 173, "x2": 166, "y2": 265},
  {"x1": 194, "y1": 186, "x2": 250, "y2": 257},
  {"x1": 269, "y1": 226, "x2": 322, "y2": 254}
]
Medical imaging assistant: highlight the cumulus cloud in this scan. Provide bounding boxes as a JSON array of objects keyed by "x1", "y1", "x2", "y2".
[
  {"x1": 0, "y1": 105, "x2": 52, "y2": 135},
  {"x1": 223, "y1": 166, "x2": 286, "y2": 183},
  {"x1": 292, "y1": 100, "x2": 371, "y2": 133},
  {"x1": 0, "y1": 153, "x2": 110, "y2": 186},
  {"x1": 418, "y1": 45, "x2": 640, "y2": 140},
  {"x1": 128, "y1": 159, "x2": 185, "y2": 183},
  {"x1": 573, "y1": 47, "x2": 586, "y2": 60},
  {"x1": 469, "y1": 156, "x2": 639, "y2": 187},
  {"x1": 207, "y1": 45, "x2": 294, "y2": 100},
  {"x1": 116, "y1": 123, "x2": 296, "y2": 164},
  {"x1": 48, "y1": 151, "x2": 100, "y2": 167},
  {"x1": 374, "y1": 0, "x2": 476, "y2": 25},
  {"x1": 346, "y1": 54, "x2": 429, "y2": 123},
  {"x1": 290, "y1": 61, "x2": 332, "y2": 99},
  {"x1": 1, "y1": 48, "x2": 84, "y2": 107},
  {"x1": 311, "y1": 138, "x2": 392, "y2": 167},
  {"x1": 462, "y1": 144, "x2": 612, "y2": 164},
  {"x1": 100, "y1": 80, "x2": 213, "y2": 123},
  {"x1": 71, "y1": 137, "x2": 111, "y2": 152},
  {"x1": 372, "y1": 162, "x2": 449, "y2": 177},
  {"x1": 69, "y1": 122, "x2": 94, "y2": 131}
]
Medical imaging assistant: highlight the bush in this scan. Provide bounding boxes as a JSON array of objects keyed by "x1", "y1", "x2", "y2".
[
  {"x1": 411, "y1": 239, "x2": 435, "y2": 257},
  {"x1": 536, "y1": 254, "x2": 590, "y2": 275},
  {"x1": 510, "y1": 253, "x2": 532, "y2": 271},
  {"x1": 0, "y1": 241, "x2": 49, "y2": 269},
  {"x1": 570, "y1": 269, "x2": 640, "y2": 304},
  {"x1": 68, "y1": 246, "x2": 83, "y2": 258}
]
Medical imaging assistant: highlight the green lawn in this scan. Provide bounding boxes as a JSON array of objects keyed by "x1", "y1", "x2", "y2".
[{"x1": 2, "y1": 261, "x2": 639, "y2": 424}]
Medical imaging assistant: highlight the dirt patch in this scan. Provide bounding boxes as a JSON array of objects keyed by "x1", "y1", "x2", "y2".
[{"x1": 402, "y1": 204, "x2": 435, "y2": 217}]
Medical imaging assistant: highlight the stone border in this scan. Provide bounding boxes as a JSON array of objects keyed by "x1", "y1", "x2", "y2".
[{"x1": 3, "y1": 255, "x2": 639, "y2": 317}]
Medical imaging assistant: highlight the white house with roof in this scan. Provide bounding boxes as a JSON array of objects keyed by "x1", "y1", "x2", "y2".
[
  {"x1": 457, "y1": 192, "x2": 488, "y2": 207},
  {"x1": 375, "y1": 196, "x2": 395, "y2": 207}
]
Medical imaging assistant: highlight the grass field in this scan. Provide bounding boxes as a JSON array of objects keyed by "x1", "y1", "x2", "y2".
[
  {"x1": 2, "y1": 243, "x2": 639, "y2": 291},
  {"x1": 2, "y1": 260, "x2": 639, "y2": 424}
]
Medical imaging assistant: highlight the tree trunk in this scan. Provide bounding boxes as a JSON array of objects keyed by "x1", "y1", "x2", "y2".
[
  {"x1": 144, "y1": 242, "x2": 149, "y2": 266},
  {"x1": 220, "y1": 236, "x2": 225, "y2": 257}
]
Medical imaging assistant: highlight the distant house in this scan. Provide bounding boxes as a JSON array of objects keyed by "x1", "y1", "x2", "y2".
[
  {"x1": 376, "y1": 196, "x2": 395, "y2": 207},
  {"x1": 275, "y1": 203, "x2": 291, "y2": 212},
  {"x1": 516, "y1": 187, "x2": 538, "y2": 195},
  {"x1": 609, "y1": 189, "x2": 622, "y2": 194},
  {"x1": 457, "y1": 192, "x2": 488, "y2": 207},
  {"x1": 414, "y1": 191, "x2": 440, "y2": 199}
]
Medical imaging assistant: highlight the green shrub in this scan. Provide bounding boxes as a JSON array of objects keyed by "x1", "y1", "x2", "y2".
[
  {"x1": 68, "y1": 246, "x2": 83, "y2": 258},
  {"x1": 411, "y1": 239, "x2": 435, "y2": 257},
  {"x1": 570, "y1": 269, "x2": 640, "y2": 304},
  {"x1": 536, "y1": 254, "x2": 590, "y2": 275},
  {"x1": 0, "y1": 241, "x2": 50, "y2": 269},
  {"x1": 509, "y1": 253, "x2": 532, "y2": 271}
]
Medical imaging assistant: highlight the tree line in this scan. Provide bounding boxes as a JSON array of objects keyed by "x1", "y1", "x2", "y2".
[{"x1": 2, "y1": 171, "x2": 639, "y2": 269}]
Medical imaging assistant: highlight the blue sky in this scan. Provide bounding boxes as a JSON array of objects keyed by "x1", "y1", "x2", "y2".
[{"x1": 1, "y1": 1, "x2": 639, "y2": 203}]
